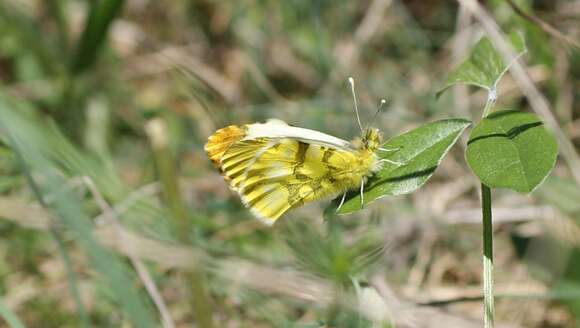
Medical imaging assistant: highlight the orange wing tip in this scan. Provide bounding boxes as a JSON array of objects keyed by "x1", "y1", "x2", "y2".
[{"x1": 205, "y1": 125, "x2": 247, "y2": 165}]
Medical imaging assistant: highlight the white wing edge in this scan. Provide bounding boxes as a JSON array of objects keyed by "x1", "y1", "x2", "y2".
[
  {"x1": 244, "y1": 119, "x2": 352, "y2": 150},
  {"x1": 248, "y1": 206, "x2": 276, "y2": 226}
]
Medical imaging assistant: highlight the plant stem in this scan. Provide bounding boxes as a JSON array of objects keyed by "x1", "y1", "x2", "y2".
[
  {"x1": 482, "y1": 86, "x2": 497, "y2": 117},
  {"x1": 481, "y1": 183, "x2": 494, "y2": 328},
  {"x1": 145, "y1": 119, "x2": 190, "y2": 240},
  {"x1": 146, "y1": 119, "x2": 215, "y2": 328}
]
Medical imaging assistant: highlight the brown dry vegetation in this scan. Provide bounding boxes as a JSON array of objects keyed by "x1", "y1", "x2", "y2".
[{"x1": 0, "y1": 0, "x2": 579, "y2": 327}]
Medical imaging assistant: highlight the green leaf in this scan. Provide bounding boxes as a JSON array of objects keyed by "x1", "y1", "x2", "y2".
[
  {"x1": 466, "y1": 110, "x2": 557, "y2": 193},
  {"x1": 436, "y1": 33, "x2": 526, "y2": 97},
  {"x1": 333, "y1": 118, "x2": 471, "y2": 214}
]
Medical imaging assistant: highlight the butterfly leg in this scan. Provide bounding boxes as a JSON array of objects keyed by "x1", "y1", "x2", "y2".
[
  {"x1": 378, "y1": 147, "x2": 400, "y2": 152},
  {"x1": 379, "y1": 158, "x2": 404, "y2": 166},
  {"x1": 336, "y1": 192, "x2": 347, "y2": 213},
  {"x1": 360, "y1": 180, "x2": 365, "y2": 208}
]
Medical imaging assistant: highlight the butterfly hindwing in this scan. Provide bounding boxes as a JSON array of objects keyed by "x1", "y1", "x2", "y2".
[{"x1": 236, "y1": 139, "x2": 362, "y2": 224}]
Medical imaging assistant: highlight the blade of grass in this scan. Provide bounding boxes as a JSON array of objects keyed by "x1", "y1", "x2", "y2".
[
  {"x1": 71, "y1": 0, "x2": 125, "y2": 74},
  {"x1": 0, "y1": 2, "x2": 61, "y2": 75},
  {"x1": 52, "y1": 227, "x2": 91, "y2": 328},
  {"x1": 3, "y1": 126, "x2": 91, "y2": 328},
  {"x1": 46, "y1": 0, "x2": 70, "y2": 55},
  {"x1": 83, "y1": 177, "x2": 176, "y2": 328},
  {"x1": 59, "y1": 0, "x2": 125, "y2": 138},
  {"x1": 0, "y1": 298, "x2": 27, "y2": 328},
  {"x1": 29, "y1": 117, "x2": 170, "y2": 238},
  {"x1": 0, "y1": 97, "x2": 158, "y2": 328}
]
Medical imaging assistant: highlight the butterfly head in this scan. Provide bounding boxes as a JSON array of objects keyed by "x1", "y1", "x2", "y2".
[{"x1": 361, "y1": 128, "x2": 382, "y2": 152}]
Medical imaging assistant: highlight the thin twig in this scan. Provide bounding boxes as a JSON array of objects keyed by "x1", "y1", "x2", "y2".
[
  {"x1": 344, "y1": 0, "x2": 394, "y2": 64},
  {"x1": 0, "y1": 195, "x2": 494, "y2": 325},
  {"x1": 240, "y1": 52, "x2": 286, "y2": 102},
  {"x1": 269, "y1": 41, "x2": 320, "y2": 88},
  {"x1": 126, "y1": 44, "x2": 240, "y2": 102},
  {"x1": 554, "y1": 47, "x2": 574, "y2": 123},
  {"x1": 452, "y1": 3, "x2": 474, "y2": 119},
  {"x1": 444, "y1": 205, "x2": 556, "y2": 224},
  {"x1": 370, "y1": 275, "x2": 483, "y2": 328},
  {"x1": 406, "y1": 282, "x2": 547, "y2": 306},
  {"x1": 94, "y1": 182, "x2": 160, "y2": 225},
  {"x1": 333, "y1": 0, "x2": 394, "y2": 71},
  {"x1": 504, "y1": 0, "x2": 580, "y2": 49},
  {"x1": 82, "y1": 177, "x2": 176, "y2": 328}
]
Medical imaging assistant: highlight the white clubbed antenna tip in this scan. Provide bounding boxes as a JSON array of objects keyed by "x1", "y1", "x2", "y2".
[
  {"x1": 348, "y1": 77, "x2": 363, "y2": 132},
  {"x1": 372, "y1": 99, "x2": 388, "y2": 120},
  {"x1": 379, "y1": 99, "x2": 388, "y2": 112}
]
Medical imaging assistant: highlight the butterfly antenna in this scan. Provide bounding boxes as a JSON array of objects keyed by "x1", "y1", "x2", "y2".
[
  {"x1": 348, "y1": 77, "x2": 364, "y2": 133},
  {"x1": 372, "y1": 99, "x2": 388, "y2": 121}
]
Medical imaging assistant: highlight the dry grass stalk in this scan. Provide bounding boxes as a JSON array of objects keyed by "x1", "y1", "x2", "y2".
[
  {"x1": 0, "y1": 195, "x2": 489, "y2": 325},
  {"x1": 82, "y1": 177, "x2": 176, "y2": 328}
]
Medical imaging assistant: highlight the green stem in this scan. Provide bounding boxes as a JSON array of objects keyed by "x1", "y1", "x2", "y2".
[
  {"x1": 482, "y1": 86, "x2": 497, "y2": 118},
  {"x1": 481, "y1": 184, "x2": 494, "y2": 328},
  {"x1": 148, "y1": 123, "x2": 190, "y2": 241},
  {"x1": 146, "y1": 119, "x2": 215, "y2": 328},
  {"x1": 189, "y1": 270, "x2": 216, "y2": 328}
]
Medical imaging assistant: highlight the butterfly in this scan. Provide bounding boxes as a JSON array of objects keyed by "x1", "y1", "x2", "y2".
[{"x1": 204, "y1": 78, "x2": 400, "y2": 225}]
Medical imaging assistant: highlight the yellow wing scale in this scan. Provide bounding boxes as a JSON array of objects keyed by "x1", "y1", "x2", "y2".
[{"x1": 205, "y1": 123, "x2": 382, "y2": 225}]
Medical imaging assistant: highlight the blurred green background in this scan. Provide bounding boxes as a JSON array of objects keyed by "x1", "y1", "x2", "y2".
[{"x1": 0, "y1": 0, "x2": 579, "y2": 327}]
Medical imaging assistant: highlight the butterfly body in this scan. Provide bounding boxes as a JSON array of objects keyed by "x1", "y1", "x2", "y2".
[{"x1": 205, "y1": 119, "x2": 383, "y2": 225}]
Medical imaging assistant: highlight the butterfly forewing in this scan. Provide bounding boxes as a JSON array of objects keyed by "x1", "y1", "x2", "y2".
[
  {"x1": 220, "y1": 139, "x2": 272, "y2": 188},
  {"x1": 205, "y1": 125, "x2": 247, "y2": 168}
]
